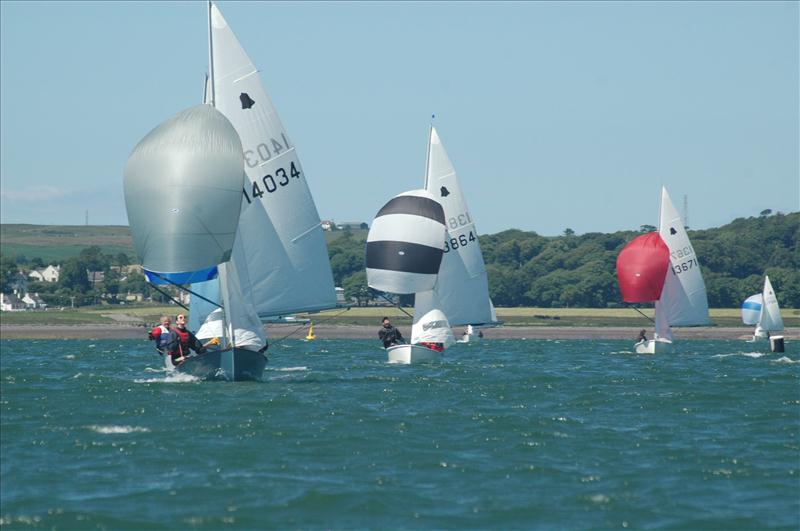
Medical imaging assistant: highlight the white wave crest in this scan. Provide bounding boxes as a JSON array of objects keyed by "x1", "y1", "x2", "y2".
[
  {"x1": 712, "y1": 352, "x2": 767, "y2": 359},
  {"x1": 89, "y1": 425, "x2": 150, "y2": 434},
  {"x1": 773, "y1": 356, "x2": 798, "y2": 364},
  {"x1": 135, "y1": 372, "x2": 200, "y2": 383},
  {"x1": 270, "y1": 366, "x2": 308, "y2": 372}
]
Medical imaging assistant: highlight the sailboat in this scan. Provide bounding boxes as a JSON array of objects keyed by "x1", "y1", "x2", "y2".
[
  {"x1": 742, "y1": 275, "x2": 784, "y2": 348},
  {"x1": 365, "y1": 190, "x2": 454, "y2": 363},
  {"x1": 423, "y1": 126, "x2": 499, "y2": 344},
  {"x1": 616, "y1": 186, "x2": 710, "y2": 354},
  {"x1": 126, "y1": 1, "x2": 335, "y2": 380}
]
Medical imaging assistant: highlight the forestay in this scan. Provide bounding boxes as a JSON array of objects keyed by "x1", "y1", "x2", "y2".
[
  {"x1": 424, "y1": 127, "x2": 494, "y2": 326},
  {"x1": 123, "y1": 105, "x2": 244, "y2": 283},
  {"x1": 365, "y1": 190, "x2": 446, "y2": 294},
  {"x1": 657, "y1": 187, "x2": 710, "y2": 326},
  {"x1": 210, "y1": 3, "x2": 336, "y2": 317}
]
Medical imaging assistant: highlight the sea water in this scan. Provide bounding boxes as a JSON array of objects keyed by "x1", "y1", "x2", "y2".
[{"x1": 1, "y1": 338, "x2": 798, "y2": 529}]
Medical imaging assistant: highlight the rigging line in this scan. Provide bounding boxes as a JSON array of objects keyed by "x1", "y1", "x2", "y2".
[
  {"x1": 378, "y1": 292, "x2": 413, "y2": 319},
  {"x1": 147, "y1": 271, "x2": 222, "y2": 309},
  {"x1": 628, "y1": 304, "x2": 655, "y2": 324},
  {"x1": 148, "y1": 283, "x2": 189, "y2": 311},
  {"x1": 269, "y1": 307, "x2": 353, "y2": 348}
]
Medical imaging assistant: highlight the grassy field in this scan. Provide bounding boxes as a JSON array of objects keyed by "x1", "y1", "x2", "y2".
[
  {"x1": 0, "y1": 224, "x2": 367, "y2": 262},
  {"x1": 0, "y1": 225, "x2": 135, "y2": 262},
  {"x1": 4, "y1": 305, "x2": 796, "y2": 328}
]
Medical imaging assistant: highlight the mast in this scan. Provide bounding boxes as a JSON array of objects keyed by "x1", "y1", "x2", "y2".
[
  {"x1": 424, "y1": 117, "x2": 434, "y2": 189},
  {"x1": 207, "y1": 0, "x2": 216, "y2": 107}
]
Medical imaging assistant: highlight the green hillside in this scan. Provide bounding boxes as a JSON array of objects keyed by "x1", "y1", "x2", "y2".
[{"x1": 1, "y1": 213, "x2": 797, "y2": 309}]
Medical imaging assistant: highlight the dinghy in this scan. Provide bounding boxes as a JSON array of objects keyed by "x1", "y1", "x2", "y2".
[
  {"x1": 742, "y1": 275, "x2": 784, "y2": 350},
  {"x1": 616, "y1": 187, "x2": 710, "y2": 354},
  {"x1": 365, "y1": 191, "x2": 451, "y2": 363},
  {"x1": 126, "y1": 2, "x2": 335, "y2": 380}
]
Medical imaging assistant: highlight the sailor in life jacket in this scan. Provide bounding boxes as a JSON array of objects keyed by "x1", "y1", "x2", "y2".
[
  {"x1": 148, "y1": 315, "x2": 180, "y2": 360},
  {"x1": 172, "y1": 313, "x2": 209, "y2": 359}
]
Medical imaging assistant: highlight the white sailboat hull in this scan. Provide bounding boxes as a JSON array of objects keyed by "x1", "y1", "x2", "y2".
[
  {"x1": 386, "y1": 344, "x2": 442, "y2": 364},
  {"x1": 634, "y1": 338, "x2": 673, "y2": 354}
]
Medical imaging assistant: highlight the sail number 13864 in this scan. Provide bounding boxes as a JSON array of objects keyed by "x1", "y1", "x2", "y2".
[{"x1": 444, "y1": 231, "x2": 477, "y2": 253}]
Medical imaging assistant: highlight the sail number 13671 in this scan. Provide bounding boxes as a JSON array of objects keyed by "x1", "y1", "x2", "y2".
[
  {"x1": 673, "y1": 258, "x2": 699, "y2": 274},
  {"x1": 242, "y1": 161, "x2": 301, "y2": 203}
]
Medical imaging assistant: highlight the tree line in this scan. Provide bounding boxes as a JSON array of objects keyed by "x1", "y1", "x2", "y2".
[{"x1": 1, "y1": 212, "x2": 797, "y2": 308}]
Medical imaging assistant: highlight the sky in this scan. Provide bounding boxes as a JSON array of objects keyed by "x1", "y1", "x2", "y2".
[{"x1": 1, "y1": 1, "x2": 797, "y2": 236}]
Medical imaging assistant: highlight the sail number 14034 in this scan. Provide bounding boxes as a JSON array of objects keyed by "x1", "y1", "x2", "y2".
[{"x1": 242, "y1": 161, "x2": 301, "y2": 203}]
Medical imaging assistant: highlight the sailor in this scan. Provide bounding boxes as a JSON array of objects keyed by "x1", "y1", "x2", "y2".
[
  {"x1": 148, "y1": 315, "x2": 180, "y2": 361},
  {"x1": 172, "y1": 313, "x2": 210, "y2": 362},
  {"x1": 637, "y1": 329, "x2": 648, "y2": 343},
  {"x1": 378, "y1": 316, "x2": 404, "y2": 348}
]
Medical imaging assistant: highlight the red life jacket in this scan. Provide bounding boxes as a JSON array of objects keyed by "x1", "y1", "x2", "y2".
[{"x1": 418, "y1": 341, "x2": 444, "y2": 352}]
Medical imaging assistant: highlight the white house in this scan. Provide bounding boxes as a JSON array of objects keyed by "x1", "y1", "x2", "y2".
[
  {"x1": 22, "y1": 292, "x2": 47, "y2": 310},
  {"x1": 28, "y1": 265, "x2": 60, "y2": 283},
  {"x1": 335, "y1": 287, "x2": 345, "y2": 303},
  {"x1": 0, "y1": 292, "x2": 26, "y2": 312}
]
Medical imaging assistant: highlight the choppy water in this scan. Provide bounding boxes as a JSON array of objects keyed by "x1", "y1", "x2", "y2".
[{"x1": 1, "y1": 338, "x2": 798, "y2": 529}]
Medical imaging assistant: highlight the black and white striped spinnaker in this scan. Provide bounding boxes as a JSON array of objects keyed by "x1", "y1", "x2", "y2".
[{"x1": 366, "y1": 190, "x2": 446, "y2": 294}]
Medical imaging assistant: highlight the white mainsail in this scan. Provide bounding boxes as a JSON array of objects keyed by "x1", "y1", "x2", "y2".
[
  {"x1": 657, "y1": 187, "x2": 710, "y2": 327},
  {"x1": 411, "y1": 290, "x2": 456, "y2": 348},
  {"x1": 424, "y1": 126, "x2": 494, "y2": 327},
  {"x1": 209, "y1": 2, "x2": 336, "y2": 318},
  {"x1": 757, "y1": 275, "x2": 784, "y2": 333}
]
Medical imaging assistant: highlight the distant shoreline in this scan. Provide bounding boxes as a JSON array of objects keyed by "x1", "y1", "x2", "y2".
[{"x1": 1, "y1": 324, "x2": 794, "y2": 341}]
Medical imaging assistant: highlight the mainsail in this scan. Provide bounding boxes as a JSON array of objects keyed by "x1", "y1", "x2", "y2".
[
  {"x1": 657, "y1": 187, "x2": 710, "y2": 326},
  {"x1": 123, "y1": 105, "x2": 244, "y2": 284},
  {"x1": 424, "y1": 126, "x2": 495, "y2": 326},
  {"x1": 759, "y1": 276, "x2": 784, "y2": 332},
  {"x1": 208, "y1": 2, "x2": 336, "y2": 318},
  {"x1": 365, "y1": 190, "x2": 446, "y2": 294}
]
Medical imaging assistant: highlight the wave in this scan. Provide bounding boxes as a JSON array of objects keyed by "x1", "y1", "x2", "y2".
[
  {"x1": 88, "y1": 425, "x2": 150, "y2": 434},
  {"x1": 270, "y1": 366, "x2": 309, "y2": 372},
  {"x1": 712, "y1": 352, "x2": 768, "y2": 359},
  {"x1": 773, "y1": 356, "x2": 798, "y2": 364},
  {"x1": 134, "y1": 372, "x2": 200, "y2": 383}
]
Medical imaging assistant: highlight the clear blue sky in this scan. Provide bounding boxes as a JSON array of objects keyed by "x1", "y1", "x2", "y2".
[{"x1": 1, "y1": 1, "x2": 797, "y2": 236}]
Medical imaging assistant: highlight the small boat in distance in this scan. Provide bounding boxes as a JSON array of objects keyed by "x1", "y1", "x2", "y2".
[
  {"x1": 616, "y1": 187, "x2": 711, "y2": 354},
  {"x1": 742, "y1": 275, "x2": 785, "y2": 351}
]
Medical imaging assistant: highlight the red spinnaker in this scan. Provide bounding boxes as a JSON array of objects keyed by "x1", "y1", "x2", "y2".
[{"x1": 616, "y1": 232, "x2": 670, "y2": 302}]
